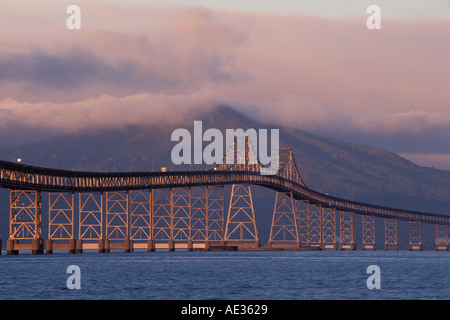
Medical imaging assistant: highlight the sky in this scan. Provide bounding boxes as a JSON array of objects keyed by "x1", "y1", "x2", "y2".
[{"x1": 0, "y1": 0, "x2": 449, "y2": 170}]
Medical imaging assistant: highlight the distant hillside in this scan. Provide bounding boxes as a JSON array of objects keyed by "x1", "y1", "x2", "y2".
[{"x1": 1, "y1": 105, "x2": 449, "y2": 247}]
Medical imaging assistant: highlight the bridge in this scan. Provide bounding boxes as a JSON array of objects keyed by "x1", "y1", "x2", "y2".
[{"x1": 0, "y1": 140, "x2": 449, "y2": 254}]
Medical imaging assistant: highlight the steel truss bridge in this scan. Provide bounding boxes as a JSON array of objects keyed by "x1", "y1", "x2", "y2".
[{"x1": 0, "y1": 144, "x2": 449, "y2": 254}]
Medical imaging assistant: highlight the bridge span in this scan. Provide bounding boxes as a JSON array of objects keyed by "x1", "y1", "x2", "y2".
[{"x1": 0, "y1": 147, "x2": 449, "y2": 254}]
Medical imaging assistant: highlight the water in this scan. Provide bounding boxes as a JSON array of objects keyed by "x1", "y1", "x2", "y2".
[{"x1": 0, "y1": 250, "x2": 448, "y2": 300}]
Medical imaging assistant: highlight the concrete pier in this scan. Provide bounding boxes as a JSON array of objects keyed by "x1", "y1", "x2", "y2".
[
  {"x1": 76, "y1": 240, "x2": 83, "y2": 253},
  {"x1": 124, "y1": 239, "x2": 133, "y2": 252},
  {"x1": 168, "y1": 239, "x2": 175, "y2": 252},
  {"x1": 339, "y1": 242, "x2": 356, "y2": 250},
  {"x1": 267, "y1": 241, "x2": 301, "y2": 250},
  {"x1": 46, "y1": 239, "x2": 53, "y2": 254},
  {"x1": 147, "y1": 239, "x2": 155, "y2": 252}
]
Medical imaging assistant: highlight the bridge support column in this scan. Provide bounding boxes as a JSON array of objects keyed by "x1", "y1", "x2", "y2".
[
  {"x1": 7, "y1": 239, "x2": 18, "y2": 255},
  {"x1": 307, "y1": 204, "x2": 322, "y2": 249},
  {"x1": 435, "y1": 225, "x2": 448, "y2": 251},
  {"x1": 48, "y1": 192, "x2": 75, "y2": 253},
  {"x1": 204, "y1": 240, "x2": 210, "y2": 251},
  {"x1": 152, "y1": 189, "x2": 172, "y2": 245},
  {"x1": 48, "y1": 192, "x2": 76, "y2": 253},
  {"x1": 147, "y1": 239, "x2": 155, "y2": 252},
  {"x1": 361, "y1": 215, "x2": 376, "y2": 250},
  {"x1": 79, "y1": 193, "x2": 103, "y2": 246},
  {"x1": 384, "y1": 218, "x2": 398, "y2": 250},
  {"x1": 339, "y1": 211, "x2": 355, "y2": 250},
  {"x1": 98, "y1": 239, "x2": 105, "y2": 253},
  {"x1": 224, "y1": 185, "x2": 260, "y2": 250},
  {"x1": 9, "y1": 190, "x2": 43, "y2": 254},
  {"x1": 322, "y1": 207, "x2": 336, "y2": 250},
  {"x1": 32, "y1": 238, "x2": 44, "y2": 255},
  {"x1": 187, "y1": 239, "x2": 193, "y2": 251},
  {"x1": 168, "y1": 239, "x2": 175, "y2": 252},
  {"x1": 409, "y1": 221, "x2": 423, "y2": 251},
  {"x1": 295, "y1": 200, "x2": 310, "y2": 248},
  {"x1": 46, "y1": 239, "x2": 53, "y2": 254},
  {"x1": 124, "y1": 239, "x2": 133, "y2": 252},
  {"x1": 69, "y1": 239, "x2": 76, "y2": 254},
  {"x1": 268, "y1": 192, "x2": 300, "y2": 250},
  {"x1": 76, "y1": 240, "x2": 83, "y2": 253},
  {"x1": 190, "y1": 187, "x2": 207, "y2": 244},
  {"x1": 106, "y1": 191, "x2": 129, "y2": 244},
  {"x1": 172, "y1": 188, "x2": 191, "y2": 245},
  {"x1": 130, "y1": 190, "x2": 152, "y2": 246},
  {"x1": 206, "y1": 186, "x2": 225, "y2": 244},
  {"x1": 104, "y1": 239, "x2": 110, "y2": 253}
]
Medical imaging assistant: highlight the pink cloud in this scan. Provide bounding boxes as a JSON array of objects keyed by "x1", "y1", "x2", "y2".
[{"x1": 0, "y1": 2, "x2": 448, "y2": 150}]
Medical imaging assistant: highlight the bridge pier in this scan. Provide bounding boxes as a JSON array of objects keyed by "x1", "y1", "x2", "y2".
[
  {"x1": 8, "y1": 190, "x2": 43, "y2": 254},
  {"x1": 6, "y1": 239, "x2": 18, "y2": 255},
  {"x1": 7, "y1": 239, "x2": 44, "y2": 255},
  {"x1": 322, "y1": 207, "x2": 336, "y2": 250},
  {"x1": 234, "y1": 241, "x2": 261, "y2": 251},
  {"x1": 436, "y1": 244, "x2": 449, "y2": 251},
  {"x1": 147, "y1": 239, "x2": 155, "y2": 252},
  {"x1": 106, "y1": 191, "x2": 129, "y2": 250},
  {"x1": 361, "y1": 243, "x2": 376, "y2": 250},
  {"x1": 268, "y1": 192, "x2": 300, "y2": 250},
  {"x1": 98, "y1": 239, "x2": 106, "y2": 253},
  {"x1": 187, "y1": 240, "x2": 193, "y2": 251},
  {"x1": 76, "y1": 239, "x2": 83, "y2": 253},
  {"x1": 409, "y1": 244, "x2": 423, "y2": 251},
  {"x1": 339, "y1": 242, "x2": 356, "y2": 250},
  {"x1": 168, "y1": 239, "x2": 175, "y2": 252},
  {"x1": 409, "y1": 221, "x2": 422, "y2": 251},
  {"x1": 105, "y1": 239, "x2": 112, "y2": 252},
  {"x1": 45, "y1": 239, "x2": 78, "y2": 254},
  {"x1": 124, "y1": 239, "x2": 133, "y2": 252},
  {"x1": 435, "y1": 225, "x2": 448, "y2": 251},
  {"x1": 384, "y1": 218, "x2": 398, "y2": 250},
  {"x1": 224, "y1": 185, "x2": 260, "y2": 248},
  {"x1": 267, "y1": 241, "x2": 300, "y2": 250},
  {"x1": 361, "y1": 215, "x2": 376, "y2": 250},
  {"x1": 31, "y1": 239, "x2": 44, "y2": 254},
  {"x1": 306, "y1": 204, "x2": 322, "y2": 248},
  {"x1": 339, "y1": 211, "x2": 356, "y2": 250},
  {"x1": 384, "y1": 243, "x2": 399, "y2": 250},
  {"x1": 46, "y1": 239, "x2": 53, "y2": 254},
  {"x1": 69, "y1": 239, "x2": 76, "y2": 253}
]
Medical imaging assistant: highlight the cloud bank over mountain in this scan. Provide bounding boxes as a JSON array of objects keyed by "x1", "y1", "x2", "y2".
[{"x1": 0, "y1": 1, "x2": 448, "y2": 168}]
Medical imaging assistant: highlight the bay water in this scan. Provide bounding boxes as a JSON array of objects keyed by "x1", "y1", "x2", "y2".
[{"x1": 0, "y1": 250, "x2": 448, "y2": 300}]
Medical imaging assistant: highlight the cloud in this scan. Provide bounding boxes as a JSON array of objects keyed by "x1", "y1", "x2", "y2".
[
  {"x1": 0, "y1": 2, "x2": 243, "y2": 103},
  {"x1": 400, "y1": 153, "x2": 450, "y2": 171},
  {"x1": 0, "y1": 49, "x2": 130, "y2": 89},
  {"x1": 0, "y1": 1, "x2": 449, "y2": 168},
  {"x1": 0, "y1": 90, "x2": 218, "y2": 141}
]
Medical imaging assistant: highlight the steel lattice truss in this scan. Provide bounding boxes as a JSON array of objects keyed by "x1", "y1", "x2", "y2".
[{"x1": 1, "y1": 145, "x2": 449, "y2": 227}]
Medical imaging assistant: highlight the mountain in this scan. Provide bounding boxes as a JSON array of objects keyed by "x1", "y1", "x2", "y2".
[{"x1": 1, "y1": 105, "x2": 449, "y2": 247}]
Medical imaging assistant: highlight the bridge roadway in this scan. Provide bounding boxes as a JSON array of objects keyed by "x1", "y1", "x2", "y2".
[{"x1": 0, "y1": 159, "x2": 449, "y2": 226}]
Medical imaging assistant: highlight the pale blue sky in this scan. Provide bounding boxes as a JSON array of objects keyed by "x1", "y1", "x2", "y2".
[{"x1": 116, "y1": 0, "x2": 449, "y2": 20}]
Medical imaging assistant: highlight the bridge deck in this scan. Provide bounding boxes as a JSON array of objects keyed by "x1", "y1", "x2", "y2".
[{"x1": 0, "y1": 159, "x2": 449, "y2": 226}]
